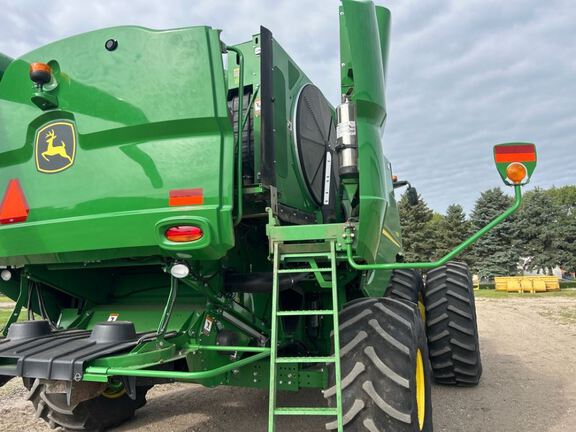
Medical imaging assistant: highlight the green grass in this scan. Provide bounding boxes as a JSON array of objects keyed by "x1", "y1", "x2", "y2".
[
  {"x1": 0, "y1": 295, "x2": 17, "y2": 329},
  {"x1": 474, "y1": 289, "x2": 576, "y2": 299},
  {"x1": 0, "y1": 308, "x2": 14, "y2": 329}
]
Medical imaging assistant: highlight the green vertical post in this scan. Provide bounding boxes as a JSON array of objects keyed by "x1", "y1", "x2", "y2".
[
  {"x1": 267, "y1": 241, "x2": 281, "y2": 431},
  {"x1": 156, "y1": 276, "x2": 178, "y2": 337},
  {"x1": 227, "y1": 45, "x2": 245, "y2": 226},
  {"x1": 329, "y1": 241, "x2": 344, "y2": 432}
]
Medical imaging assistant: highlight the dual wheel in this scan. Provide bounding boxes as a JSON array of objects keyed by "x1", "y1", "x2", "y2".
[
  {"x1": 390, "y1": 262, "x2": 483, "y2": 386},
  {"x1": 326, "y1": 261, "x2": 481, "y2": 431}
]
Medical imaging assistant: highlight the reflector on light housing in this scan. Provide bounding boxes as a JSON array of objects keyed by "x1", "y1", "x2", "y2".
[{"x1": 165, "y1": 226, "x2": 203, "y2": 243}]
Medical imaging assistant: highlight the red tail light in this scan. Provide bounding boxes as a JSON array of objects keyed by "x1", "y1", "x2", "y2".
[{"x1": 165, "y1": 226, "x2": 203, "y2": 242}]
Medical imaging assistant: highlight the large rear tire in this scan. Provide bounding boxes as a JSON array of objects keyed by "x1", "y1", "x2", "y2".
[
  {"x1": 325, "y1": 297, "x2": 433, "y2": 431},
  {"x1": 25, "y1": 379, "x2": 149, "y2": 431},
  {"x1": 424, "y1": 262, "x2": 482, "y2": 386},
  {"x1": 385, "y1": 269, "x2": 427, "y2": 321},
  {"x1": 385, "y1": 269, "x2": 423, "y2": 304}
]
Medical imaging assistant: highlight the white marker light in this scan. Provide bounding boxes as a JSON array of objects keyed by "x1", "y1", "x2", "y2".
[
  {"x1": 170, "y1": 264, "x2": 190, "y2": 279},
  {"x1": 1, "y1": 270, "x2": 11, "y2": 281}
]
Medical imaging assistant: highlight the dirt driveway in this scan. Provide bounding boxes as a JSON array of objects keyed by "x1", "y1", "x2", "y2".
[{"x1": 1, "y1": 296, "x2": 574, "y2": 432}]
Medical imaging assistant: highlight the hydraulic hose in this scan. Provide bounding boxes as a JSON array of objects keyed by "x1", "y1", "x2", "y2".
[{"x1": 157, "y1": 276, "x2": 178, "y2": 337}]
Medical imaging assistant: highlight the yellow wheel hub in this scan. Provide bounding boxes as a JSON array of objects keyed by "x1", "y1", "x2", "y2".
[
  {"x1": 102, "y1": 384, "x2": 126, "y2": 399},
  {"x1": 418, "y1": 293, "x2": 426, "y2": 324},
  {"x1": 415, "y1": 349, "x2": 426, "y2": 430}
]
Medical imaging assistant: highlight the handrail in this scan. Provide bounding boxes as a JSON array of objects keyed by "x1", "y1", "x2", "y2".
[
  {"x1": 345, "y1": 185, "x2": 523, "y2": 270},
  {"x1": 84, "y1": 350, "x2": 270, "y2": 380},
  {"x1": 226, "y1": 46, "x2": 245, "y2": 226}
]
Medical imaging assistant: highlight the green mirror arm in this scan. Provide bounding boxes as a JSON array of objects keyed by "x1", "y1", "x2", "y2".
[{"x1": 345, "y1": 185, "x2": 523, "y2": 270}]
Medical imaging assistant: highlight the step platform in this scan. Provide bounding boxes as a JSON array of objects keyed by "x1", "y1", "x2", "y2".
[{"x1": 0, "y1": 320, "x2": 139, "y2": 382}]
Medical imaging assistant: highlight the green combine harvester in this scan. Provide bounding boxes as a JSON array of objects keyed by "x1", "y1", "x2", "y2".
[{"x1": 0, "y1": 1, "x2": 537, "y2": 431}]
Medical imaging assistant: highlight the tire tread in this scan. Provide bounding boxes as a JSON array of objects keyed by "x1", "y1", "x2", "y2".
[{"x1": 424, "y1": 262, "x2": 482, "y2": 386}]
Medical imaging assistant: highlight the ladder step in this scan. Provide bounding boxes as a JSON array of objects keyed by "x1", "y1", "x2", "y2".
[
  {"x1": 281, "y1": 252, "x2": 332, "y2": 259},
  {"x1": 276, "y1": 356, "x2": 335, "y2": 364},
  {"x1": 278, "y1": 267, "x2": 333, "y2": 274},
  {"x1": 274, "y1": 407, "x2": 338, "y2": 416},
  {"x1": 277, "y1": 309, "x2": 333, "y2": 316}
]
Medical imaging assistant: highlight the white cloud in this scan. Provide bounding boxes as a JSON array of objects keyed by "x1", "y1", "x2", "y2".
[{"x1": 1, "y1": 0, "x2": 574, "y2": 212}]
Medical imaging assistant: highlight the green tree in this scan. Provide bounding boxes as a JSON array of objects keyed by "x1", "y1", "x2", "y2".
[
  {"x1": 434, "y1": 204, "x2": 474, "y2": 265},
  {"x1": 516, "y1": 188, "x2": 559, "y2": 274},
  {"x1": 398, "y1": 192, "x2": 437, "y2": 262},
  {"x1": 469, "y1": 188, "x2": 520, "y2": 279},
  {"x1": 547, "y1": 186, "x2": 576, "y2": 274}
]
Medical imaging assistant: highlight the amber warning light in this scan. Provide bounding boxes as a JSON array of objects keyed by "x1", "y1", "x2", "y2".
[{"x1": 29, "y1": 62, "x2": 52, "y2": 88}]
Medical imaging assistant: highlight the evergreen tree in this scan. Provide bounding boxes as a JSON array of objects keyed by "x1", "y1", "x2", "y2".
[
  {"x1": 547, "y1": 186, "x2": 576, "y2": 274},
  {"x1": 434, "y1": 204, "x2": 474, "y2": 264},
  {"x1": 398, "y1": 192, "x2": 437, "y2": 262},
  {"x1": 516, "y1": 188, "x2": 560, "y2": 274},
  {"x1": 469, "y1": 188, "x2": 520, "y2": 279}
]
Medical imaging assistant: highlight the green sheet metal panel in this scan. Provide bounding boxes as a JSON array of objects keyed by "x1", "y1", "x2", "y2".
[
  {"x1": 0, "y1": 26, "x2": 234, "y2": 264},
  {"x1": 340, "y1": 1, "x2": 400, "y2": 295}
]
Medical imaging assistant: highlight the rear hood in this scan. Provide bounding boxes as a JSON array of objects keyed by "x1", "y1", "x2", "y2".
[{"x1": 0, "y1": 26, "x2": 234, "y2": 265}]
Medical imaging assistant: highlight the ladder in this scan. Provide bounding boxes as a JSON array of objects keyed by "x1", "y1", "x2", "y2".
[{"x1": 267, "y1": 239, "x2": 344, "y2": 432}]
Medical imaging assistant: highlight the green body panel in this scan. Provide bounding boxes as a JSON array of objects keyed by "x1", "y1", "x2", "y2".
[
  {"x1": 226, "y1": 34, "x2": 324, "y2": 219},
  {"x1": 0, "y1": 26, "x2": 234, "y2": 265},
  {"x1": 340, "y1": 2, "x2": 400, "y2": 296},
  {"x1": 269, "y1": 40, "x2": 322, "y2": 216}
]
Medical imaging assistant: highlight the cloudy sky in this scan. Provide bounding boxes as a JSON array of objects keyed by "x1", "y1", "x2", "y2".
[{"x1": 1, "y1": 0, "x2": 574, "y2": 212}]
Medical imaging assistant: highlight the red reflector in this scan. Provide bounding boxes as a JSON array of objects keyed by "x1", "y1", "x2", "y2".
[
  {"x1": 165, "y1": 226, "x2": 203, "y2": 243},
  {"x1": 0, "y1": 179, "x2": 29, "y2": 224},
  {"x1": 494, "y1": 144, "x2": 535, "y2": 154},
  {"x1": 494, "y1": 153, "x2": 536, "y2": 163},
  {"x1": 169, "y1": 188, "x2": 204, "y2": 206}
]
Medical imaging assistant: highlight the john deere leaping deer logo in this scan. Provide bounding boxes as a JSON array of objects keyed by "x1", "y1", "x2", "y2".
[{"x1": 35, "y1": 120, "x2": 76, "y2": 173}]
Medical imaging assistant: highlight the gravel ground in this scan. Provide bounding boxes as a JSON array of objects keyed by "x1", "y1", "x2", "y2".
[{"x1": 0, "y1": 296, "x2": 574, "y2": 432}]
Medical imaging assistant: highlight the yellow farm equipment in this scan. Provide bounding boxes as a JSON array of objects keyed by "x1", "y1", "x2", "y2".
[{"x1": 495, "y1": 276, "x2": 560, "y2": 293}]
